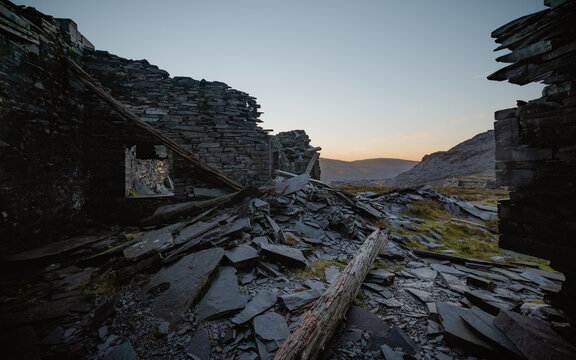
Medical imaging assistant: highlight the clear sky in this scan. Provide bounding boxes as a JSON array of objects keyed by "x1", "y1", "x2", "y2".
[{"x1": 14, "y1": 0, "x2": 546, "y2": 161}]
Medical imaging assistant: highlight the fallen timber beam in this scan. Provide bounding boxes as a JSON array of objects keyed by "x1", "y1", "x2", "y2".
[
  {"x1": 63, "y1": 57, "x2": 244, "y2": 192},
  {"x1": 304, "y1": 152, "x2": 320, "y2": 175},
  {"x1": 140, "y1": 186, "x2": 261, "y2": 226},
  {"x1": 274, "y1": 229, "x2": 388, "y2": 360}
]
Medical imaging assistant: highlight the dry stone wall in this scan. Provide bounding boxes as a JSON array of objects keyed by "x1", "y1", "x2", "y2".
[
  {"x1": 490, "y1": 0, "x2": 576, "y2": 314},
  {"x1": 0, "y1": 0, "x2": 322, "y2": 247}
]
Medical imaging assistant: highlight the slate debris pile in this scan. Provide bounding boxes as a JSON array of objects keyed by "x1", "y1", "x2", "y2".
[{"x1": 0, "y1": 179, "x2": 573, "y2": 360}]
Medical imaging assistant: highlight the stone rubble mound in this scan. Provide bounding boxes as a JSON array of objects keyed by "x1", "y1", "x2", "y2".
[{"x1": 1, "y1": 177, "x2": 573, "y2": 360}]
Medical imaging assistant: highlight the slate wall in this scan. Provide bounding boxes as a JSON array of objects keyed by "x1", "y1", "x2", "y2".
[
  {"x1": 0, "y1": 3, "x2": 91, "y2": 248},
  {"x1": 490, "y1": 0, "x2": 576, "y2": 312}
]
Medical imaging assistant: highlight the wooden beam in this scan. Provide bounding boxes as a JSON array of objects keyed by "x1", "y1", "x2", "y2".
[
  {"x1": 274, "y1": 229, "x2": 388, "y2": 360},
  {"x1": 64, "y1": 57, "x2": 244, "y2": 191},
  {"x1": 304, "y1": 152, "x2": 319, "y2": 176}
]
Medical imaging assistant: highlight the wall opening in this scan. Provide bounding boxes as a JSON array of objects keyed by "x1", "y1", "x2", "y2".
[{"x1": 125, "y1": 144, "x2": 174, "y2": 198}]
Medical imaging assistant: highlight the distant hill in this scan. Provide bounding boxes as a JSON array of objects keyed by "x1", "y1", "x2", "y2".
[
  {"x1": 388, "y1": 130, "x2": 495, "y2": 187},
  {"x1": 320, "y1": 158, "x2": 418, "y2": 183}
]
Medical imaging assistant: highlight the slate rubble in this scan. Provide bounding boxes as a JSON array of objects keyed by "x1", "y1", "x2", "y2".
[{"x1": 0, "y1": 180, "x2": 573, "y2": 360}]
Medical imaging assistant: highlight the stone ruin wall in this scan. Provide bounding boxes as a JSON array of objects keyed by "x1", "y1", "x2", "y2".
[
  {"x1": 271, "y1": 130, "x2": 321, "y2": 179},
  {"x1": 0, "y1": 3, "x2": 92, "y2": 249},
  {"x1": 490, "y1": 0, "x2": 576, "y2": 313},
  {"x1": 0, "y1": 0, "x2": 320, "y2": 248}
]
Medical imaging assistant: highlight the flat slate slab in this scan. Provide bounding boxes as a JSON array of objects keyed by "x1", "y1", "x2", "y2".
[
  {"x1": 494, "y1": 310, "x2": 576, "y2": 360},
  {"x1": 253, "y1": 312, "x2": 291, "y2": 360},
  {"x1": 232, "y1": 290, "x2": 278, "y2": 325},
  {"x1": 436, "y1": 302, "x2": 497, "y2": 354},
  {"x1": 406, "y1": 288, "x2": 432, "y2": 303},
  {"x1": 196, "y1": 266, "x2": 247, "y2": 322},
  {"x1": 366, "y1": 269, "x2": 395, "y2": 286},
  {"x1": 406, "y1": 267, "x2": 437, "y2": 281},
  {"x1": 260, "y1": 244, "x2": 308, "y2": 268},
  {"x1": 345, "y1": 306, "x2": 389, "y2": 334},
  {"x1": 144, "y1": 248, "x2": 224, "y2": 330},
  {"x1": 224, "y1": 245, "x2": 259, "y2": 268},
  {"x1": 123, "y1": 228, "x2": 173, "y2": 261},
  {"x1": 173, "y1": 215, "x2": 227, "y2": 245},
  {"x1": 6, "y1": 234, "x2": 109, "y2": 262},
  {"x1": 460, "y1": 306, "x2": 522, "y2": 357},
  {"x1": 275, "y1": 173, "x2": 310, "y2": 195},
  {"x1": 280, "y1": 288, "x2": 323, "y2": 311},
  {"x1": 186, "y1": 327, "x2": 211, "y2": 360}
]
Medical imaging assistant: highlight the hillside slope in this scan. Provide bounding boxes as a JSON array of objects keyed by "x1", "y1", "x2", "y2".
[
  {"x1": 320, "y1": 158, "x2": 418, "y2": 182},
  {"x1": 388, "y1": 130, "x2": 495, "y2": 187}
]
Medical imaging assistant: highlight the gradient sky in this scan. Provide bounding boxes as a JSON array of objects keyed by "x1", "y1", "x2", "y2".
[{"x1": 14, "y1": 0, "x2": 546, "y2": 161}]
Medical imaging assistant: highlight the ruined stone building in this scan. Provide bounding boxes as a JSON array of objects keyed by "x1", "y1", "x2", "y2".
[
  {"x1": 0, "y1": 0, "x2": 320, "y2": 249},
  {"x1": 490, "y1": 0, "x2": 576, "y2": 315}
]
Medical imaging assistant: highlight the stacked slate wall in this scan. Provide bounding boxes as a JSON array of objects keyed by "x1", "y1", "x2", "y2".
[
  {"x1": 82, "y1": 50, "x2": 271, "y2": 187},
  {"x1": 271, "y1": 130, "x2": 321, "y2": 179},
  {"x1": 0, "y1": 2, "x2": 91, "y2": 249},
  {"x1": 490, "y1": 0, "x2": 576, "y2": 312}
]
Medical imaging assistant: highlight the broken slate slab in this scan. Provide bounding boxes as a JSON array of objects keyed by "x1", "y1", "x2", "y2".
[
  {"x1": 345, "y1": 306, "x2": 389, "y2": 334},
  {"x1": 382, "y1": 327, "x2": 420, "y2": 356},
  {"x1": 103, "y1": 341, "x2": 137, "y2": 360},
  {"x1": 380, "y1": 344, "x2": 405, "y2": 360},
  {"x1": 406, "y1": 288, "x2": 432, "y2": 303},
  {"x1": 494, "y1": 310, "x2": 576, "y2": 360},
  {"x1": 123, "y1": 228, "x2": 173, "y2": 261},
  {"x1": 324, "y1": 266, "x2": 340, "y2": 284},
  {"x1": 186, "y1": 327, "x2": 211, "y2": 360},
  {"x1": 280, "y1": 288, "x2": 323, "y2": 311},
  {"x1": 275, "y1": 173, "x2": 310, "y2": 195},
  {"x1": 467, "y1": 275, "x2": 496, "y2": 291},
  {"x1": 362, "y1": 282, "x2": 394, "y2": 298},
  {"x1": 366, "y1": 269, "x2": 395, "y2": 286},
  {"x1": 460, "y1": 306, "x2": 523, "y2": 358},
  {"x1": 224, "y1": 245, "x2": 259, "y2": 268},
  {"x1": 144, "y1": 247, "x2": 224, "y2": 331},
  {"x1": 232, "y1": 291, "x2": 278, "y2": 325},
  {"x1": 260, "y1": 243, "x2": 308, "y2": 268},
  {"x1": 6, "y1": 234, "x2": 109, "y2": 262},
  {"x1": 436, "y1": 302, "x2": 497, "y2": 354},
  {"x1": 196, "y1": 267, "x2": 247, "y2": 322},
  {"x1": 406, "y1": 267, "x2": 437, "y2": 281},
  {"x1": 253, "y1": 312, "x2": 291, "y2": 360}
]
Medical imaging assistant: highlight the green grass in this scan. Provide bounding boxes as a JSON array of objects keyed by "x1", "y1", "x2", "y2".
[
  {"x1": 294, "y1": 259, "x2": 345, "y2": 281},
  {"x1": 433, "y1": 186, "x2": 509, "y2": 206},
  {"x1": 406, "y1": 200, "x2": 447, "y2": 220},
  {"x1": 332, "y1": 185, "x2": 397, "y2": 194}
]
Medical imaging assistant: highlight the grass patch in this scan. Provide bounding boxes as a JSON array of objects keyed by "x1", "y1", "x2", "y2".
[
  {"x1": 406, "y1": 200, "x2": 446, "y2": 220},
  {"x1": 434, "y1": 187, "x2": 509, "y2": 206},
  {"x1": 353, "y1": 290, "x2": 368, "y2": 309},
  {"x1": 332, "y1": 185, "x2": 397, "y2": 194},
  {"x1": 294, "y1": 259, "x2": 345, "y2": 281},
  {"x1": 74, "y1": 272, "x2": 118, "y2": 298}
]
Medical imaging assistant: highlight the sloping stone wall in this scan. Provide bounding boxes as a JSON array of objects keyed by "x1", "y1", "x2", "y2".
[{"x1": 490, "y1": 0, "x2": 576, "y2": 313}]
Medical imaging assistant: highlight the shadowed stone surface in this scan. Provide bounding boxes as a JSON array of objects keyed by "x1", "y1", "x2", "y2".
[
  {"x1": 494, "y1": 310, "x2": 576, "y2": 360},
  {"x1": 260, "y1": 244, "x2": 307, "y2": 268},
  {"x1": 196, "y1": 267, "x2": 247, "y2": 322},
  {"x1": 232, "y1": 291, "x2": 278, "y2": 325},
  {"x1": 186, "y1": 327, "x2": 211, "y2": 360},
  {"x1": 145, "y1": 248, "x2": 224, "y2": 330},
  {"x1": 460, "y1": 306, "x2": 522, "y2": 357},
  {"x1": 437, "y1": 302, "x2": 496, "y2": 354},
  {"x1": 224, "y1": 245, "x2": 259, "y2": 268},
  {"x1": 280, "y1": 288, "x2": 323, "y2": 311},
  {"x1": 123, "y1": 228, "x2": 173, "y2": 261},
  {"x1": 253, "y1": 312, "x2": 290, "y2": 360}
]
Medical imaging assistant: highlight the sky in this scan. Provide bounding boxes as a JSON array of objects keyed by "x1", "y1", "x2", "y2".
[{"x1": 14, "y1": 0, "x2": 546, "y2": 161}]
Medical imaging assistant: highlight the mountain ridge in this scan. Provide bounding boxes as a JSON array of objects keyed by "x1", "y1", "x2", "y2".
[{"x1": 320, "y1": 157, "x2": 418, "y2": 182}]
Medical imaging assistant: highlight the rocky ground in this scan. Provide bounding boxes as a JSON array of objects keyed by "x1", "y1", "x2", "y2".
[{"x1": 1, "y1": 175, "x2": 574, "y2": 360}]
